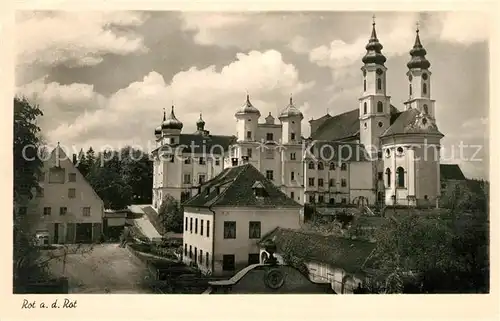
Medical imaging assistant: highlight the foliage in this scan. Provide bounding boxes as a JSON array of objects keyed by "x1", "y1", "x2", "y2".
[
  {"x1": 119, "y1": 147, "x2": 153, "y2": 204},
  {"x1": 440, "y1": 179, "x2": 489, "y2": 213},
  {"x1": 158, "y1": 194, "x2": 184, "y2": 233}
]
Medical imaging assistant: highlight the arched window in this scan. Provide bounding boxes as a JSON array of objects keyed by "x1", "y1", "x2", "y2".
[
  {"x1": 363, "y1": 79, "x2": 366, "y2": 91},
  {"x1": 423, "y1": 104, "x2": 429, "y2": 114},
  {"x1": 317, "y1": 162, "x2": 324, "y2": 170},
  {"x1": 329, "y1": 162, "x2": 336, "y2": 170},
  {"x1": 363, "y1": 102, "x2": 367, "y2": 114},
  {"x1": 397, "y1": 167, "x2": 405, "y2": 188},
  {"x1": 385, "y1": 168, "x2": 391, "y2": 187},
  {"x1": 423, "y1": 83, "x2": 427, "y2": 95},
  {"x1": 409, "y1": 84, "x2": 412, "y2": 96},
  {"x1": 340, "y1": 163, "x2": 347, "y2": 171},
  {"x1": 308, "y1": 161, "x2": 315, "y2": 170},
  {"x1": 377, "y1": 78, "x2": 382, "y2": 90},
  {"x1": 377, "y1": 101, "x2": 383, "y2": 113}
]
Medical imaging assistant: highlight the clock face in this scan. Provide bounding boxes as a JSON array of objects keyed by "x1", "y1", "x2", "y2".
[
  {"x1": 422, "y1": 73, "x2": 428, "y2": 80},
  {"x1": 376, "y1": 68, "x2": 383, "y2": 75}
]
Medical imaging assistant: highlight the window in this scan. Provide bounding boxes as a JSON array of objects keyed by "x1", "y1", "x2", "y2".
[
  {"x1": 363, "y1": 79, "x2": 366, "y2": 91},
  {"x1": 378, "y1": 172, "x2": 383, "y2": 180},
  {"x1": 36, "y1": 187, "x2": 44, "y2": 198},
  {"x1": 222, "y1": 255, "x2": 235, "y2": 271},
  {"x1": 48, "y1": 167, "x2": 65, "y2": 183},
  {"x1": 190, "y1": 217, "x2": 193, "y2": 233},
  {"x1": 198, "y1": 174, "x2": 206, "y2": 184},
  {"x1": 290, "y1": 171, "x2": 295, "y2": 181},
  {"x1": 291, "y1": 133, "x2": 296, "y2": 140},
  {"x1": 68, "y1": 173, "x2": 76, "y2": 182},
  {"x1": 194, "y1": 247, "x2": 197, "y2": 262},
  {"x1": 266, "y1": 133, "x2": 273, "y2": 141},
  {"x1": 385, "y1": 168, "x2": 392, "y2": 187},
  {"x1": 247, "y1": 148, "x2": 252, "y2": 158},
  {"x1": 309, "y1": 195, "x2": 315, "y2": 203},
  {"x1": 377, "y1": 101, "x2": 383, "y2": 113},
  {"x1": 317, "y1": 195, "x2": 324, "y2": 203},
  {"x1": 341, "y1": 179, "x2": 347, "y2": 187},
  {"x1": 329, "y1": 162, "x2": 335, "y2": 170},
  {"x1": 43, "y1": 207, "x2": 51, "y2": 216},
  {"x1": 291, "y1": 191, "x2": 295, "y2": 199},
  {"x1": 329, "y1": 198, "x2": 335, "y2": 205},
  {"x1": 199, "y1": 249, "x2": 203, "y2": 264},
  {"x1": 363, "y1": 102, "x2": 367, "y2": 114},
  {"x1": 189, "y1": 245, "x2": 192, "y2": 259},
  {"x1": 423, "y1": 83, "x2": 427, "y2": 95},
  {"x1": 183, "y1": 174, "x2": 191, "y2": 184},
  {"x1": 185, "y1": 217, "x2": 188, "y2": 231},
  {"x1": 266, "y1": 170, "x2": 274, "y2": 180},
  {"x1": 422, "y1": 73, "x2": 428, "y2": 80},
  {"x1": 207, "y1": 221, "x2": 210, "y2": 237},
  {"x1": 82, "y1": 207, "x2": 90, "y2": 216},
  {"x1": 397, "y1": 167, "x2": 405, "y2": 188},
  {"x1": 423, "y1": 104, "x2": 429, "y2": 114},
  {"x1": 246, "y1": 131, "x2": 252, "y2": 139},
  {"x1": 249, "y1": 221, "x2": 261, "y2": 239},
  {"x1": 224, "y1": 221, "x2": 236, "y2": 239},
  {"x1": 18, "y1": 207, "x2": 27, "y2": 215},
  {"x1": 318, "y1": 178, "x2": 324, "y2": 187},
  {"x1": 378, "y1": 121, "x2": 383, "y2": 128},
  {"x1": 184, "y1": 157, "x2": 191, "y2": 164},
  {"x1": 397, "y1": 147, "x2": 404, "y2": 155},
  {"x1": 200, "y1": 219, "x2": 204, "y2": 236},
  {"x1": 206, "y1": 253, "x2": 209, "y2": 268},
  {"x1": 215, "y1": 158, "x2": 221, "y2": 166},
  {"x1": 199, "y1": 157, "x2": 206, "y2": 165},
  {"x1": 341, "y1": 198, "x2": 347, "y2": 204},
  {"x1": 377, "y1": 78, "x2": 382, "y2": 90},
  {"x1": 169, "y1": 155, "x2": 175, "y2": 163},
  {"x1": 341, "y1": 163, "x2": 347, "y2": 171},
  {"x1": 317, "y1": 162, "x2": 324, "y2": 170},
  {"x1": 308, "y1": 178, "x2": 315, "y2": 186},
  {"x1": 290, "y1": 153, "x2": 296, "y2": 160},
  {"x1": 329, "y1": 178, "x2": 335, "y2": 187},
  {"x1": 308, "y1": 162, "x2": 315, "y2": 170},
  {"x1": 265, "y1": 149, "x2": 274, "y2": 159},
  {"x1": 248, "y1": 254, "x2": 260, "y2": 265},
  {"x1": 59, "y1": 207, "x2": 67, "y2": 216},
  {"x1": 195, "y1": 218, "x2": 198, "y2": 234},
  {"x1": 184, "y1": 244, "x2": 188, "y2": 256},
  {"x1": 68, "y1": 188, "x2": 76, "y2": 198}
]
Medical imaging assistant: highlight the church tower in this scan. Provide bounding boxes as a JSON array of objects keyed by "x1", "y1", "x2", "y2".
[
  {"x1": 404, "y1": 24, "x2": 435, "y2": 118},
  {"x1": 235, "y1": 94, "x2": 260, "y2": 142},
  {"x1": 359, "y1": 18, "x2": 391, "y2": 159}
]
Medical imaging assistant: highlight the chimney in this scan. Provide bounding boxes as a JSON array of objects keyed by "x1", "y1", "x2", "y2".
[{"x1": 72, "y1": 154, "x2": 77, "y2": 165}]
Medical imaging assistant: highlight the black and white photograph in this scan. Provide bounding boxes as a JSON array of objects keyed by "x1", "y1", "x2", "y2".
[{"x1": 9, "y1": 7, "x2": 492, "y2": 303}]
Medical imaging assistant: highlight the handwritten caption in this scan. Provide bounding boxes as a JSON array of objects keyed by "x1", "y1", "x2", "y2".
[{"x1": 21, "y1": 298, "x2": 77, "y2": 309}]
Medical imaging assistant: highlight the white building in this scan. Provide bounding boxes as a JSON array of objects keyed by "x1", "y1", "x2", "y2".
[
  {"x1": 18, "y1": 144, "x2": 104, "y2": 244},
  {"x1": 182, "y1": 163, "x2": 302, "y2": 276},
  {"x1": 152, "y1": 23, "x2": 453, "y2": 209}
]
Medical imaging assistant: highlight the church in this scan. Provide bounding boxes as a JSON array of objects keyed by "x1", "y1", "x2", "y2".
[{"x1": 151, "y1": 21, "x2": 451, "y2": 209}]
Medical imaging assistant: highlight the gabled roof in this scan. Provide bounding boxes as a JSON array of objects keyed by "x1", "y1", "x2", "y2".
[
  {"x1": 311, "y1": 105, "x2": 400, "y2": 141},
  {"x1": 381, "y1": 108, "x2": 443, "y2": 137},
  {"x1": 440, "y1": 164, "x2": 466, "y2": 181},
  {"x1": 152, "y1": 134, "x2": 236, "y2": 155},
  {"x1": 307, "y1": 140, "x2": 370, "y2": 162},
  {"x1": 183, "y1": 164, "x2": 301, "y2": 208},
  {"x1": 259, "y1": 227, "x2": 376, "y2": 274}
]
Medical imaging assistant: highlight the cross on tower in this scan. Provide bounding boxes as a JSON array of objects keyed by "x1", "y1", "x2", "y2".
[{"x1": 372, "y1": 14, "x2": 376, "y2": 25}]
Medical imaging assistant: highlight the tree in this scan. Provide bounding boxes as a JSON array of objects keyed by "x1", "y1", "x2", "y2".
[
  {"x1": 119, "y1": 146, "x2": 153, "y2": 204},
  {"x1": 158, "y1": 194, "x2": 183, "y2": 233}
]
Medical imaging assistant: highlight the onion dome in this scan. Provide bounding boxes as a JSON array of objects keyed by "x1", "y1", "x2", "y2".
[
  {"x1": 235, "y1": 94, "x2": 261, "y2": 117},
  {"x1": 278, "y1": 95, "x2": 304, "y2": 120},
  {"x1": 162, "y1": 105, "x2": 183, "y2": 130},
  {"x1": 154, "y1": 125, "x2": 161, "y2": 136},
  {"x1": 196, "y1": 113, "x2": 205, "y2": 131},
  {"x1": 407, "y1": 27, "x2": 431, "y2": 69},
  {"x1": 362, "y1": 20, "x2": 387, "y2": 65}
]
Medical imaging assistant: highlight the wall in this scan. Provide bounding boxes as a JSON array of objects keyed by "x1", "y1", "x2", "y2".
[
  {"x1": 213, "y1": 206, "x2": 301, "y2": 276},
  {"x1": 182, "y1": 207, "x2": 215, "y2": 275},
  {"x1": 349, "y1": 161, "x2": 376, "y2": 205}
]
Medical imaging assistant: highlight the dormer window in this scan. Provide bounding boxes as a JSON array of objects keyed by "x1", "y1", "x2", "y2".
[{"x1": 252, "y1": 181, "x2": 268, "y2": 198}]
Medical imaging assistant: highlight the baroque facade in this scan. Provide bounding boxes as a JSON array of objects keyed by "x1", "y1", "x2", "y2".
[{"x1": 151, "y1": 22, "x2": 447, "y2": 209}]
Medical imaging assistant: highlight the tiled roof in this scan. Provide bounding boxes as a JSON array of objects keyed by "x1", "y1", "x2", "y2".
[
  {"x1": 381, "y1": 108, "x2": 444, "y2": 137},
  {"x1": 259, "y1": 227, "x2": 376, "y2": 274},
  {"x1": 307, "y1": 140, "x2": 370, "y2": 162},
  {"x1": 152, "y1": 134, "x2": 236, "y2": 155},
  {"x1": 311, "y1": 105, "x2": 400, "y2": 141},
  {"x1": 440, "y1": 164, "x2": 466, "y2": 181},
  {"x1": 183, "y1": 164, "x2": 301, "y2": 208}
]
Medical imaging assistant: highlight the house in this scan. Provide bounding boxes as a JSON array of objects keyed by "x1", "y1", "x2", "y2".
[
  {"x1": 258, "y1": 227, "x2": 376, "y2": 294},
  {"x1": 440, "y1": 164, "x2": 466, "y2": 191},
  {"x1": 18, "y1": 143, "x2": 104, "y2": 244},
  {"x1": 152, "y1": 23, "x2": 454, "y2": 209},
  {"x1": 181, "y1": 163, "x2": 302, "y2": 276}
]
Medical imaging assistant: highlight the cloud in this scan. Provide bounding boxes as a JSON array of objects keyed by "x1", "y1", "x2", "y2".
[
  {"x1": 20, "y1": 50, "x2": 313, "y2": 150},
  {"x1": 438, "y1": 12, "x2": 490, "y2": 44},
  {"x1": 16, "y1": 11, "x2": 149, "y2": 68}
]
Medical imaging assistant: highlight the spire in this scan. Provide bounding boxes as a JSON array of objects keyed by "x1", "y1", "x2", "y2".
[
  {"x1": 407, "y1": 22, "x2": 431, "y2": 69},
  {"x1": 163, "y1": 108, "x2": 166, "y2": 121},
  {"x1": 362, "y1": 15, "x2": 386, "y2": 65},
  {"x1": 196, "y1": 112, "x2": 205, "y2": 131},
  {"x1": 289, "y1": 93, "x2": 293, "y2": 106}
]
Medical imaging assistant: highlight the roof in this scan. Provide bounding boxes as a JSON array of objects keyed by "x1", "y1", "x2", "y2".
[
  {"x1": 183, "y1": 163, "x2": 301, "y2": 208},
  {"x1": 311, "y1": 105, "x2": 400, "y2": 141},
  {"x1": 440, "y1": 164, "x2": 466, "y2": 181},
  {"x1": 152, "y1": 134, "x2": 236, "y2": 155},
  {"x1": 381, "y1": 108, "x2": 444, "y2": 137},
  {"x1": 259, "y1": 227, "x2": 376, "y2": 274},
  {"x1": 307, "y1": 140, "x2": 370, "y2": 162}
]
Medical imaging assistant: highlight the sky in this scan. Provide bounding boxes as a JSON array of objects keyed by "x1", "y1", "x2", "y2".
[{"x1": 14, "y1": 11, "x2": 489, "y2": 179}]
